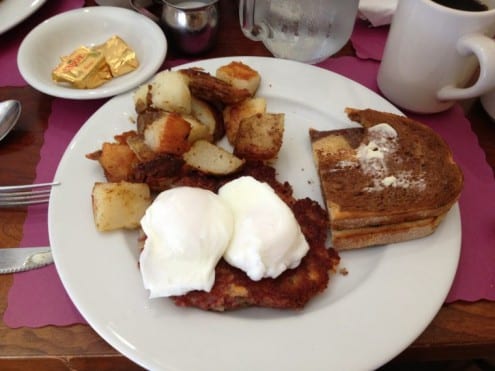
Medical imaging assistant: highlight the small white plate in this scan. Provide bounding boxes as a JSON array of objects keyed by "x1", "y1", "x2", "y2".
[
  {"x1": 0, "y1": 0, "x2": 46, "y2": 35},
  {"x1": 17, "y1": 6, "x2": 167, "y2": 100}
]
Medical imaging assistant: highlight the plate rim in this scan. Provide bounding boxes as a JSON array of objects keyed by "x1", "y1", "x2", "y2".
[
  {"x1": 17, "y1": 6, "x2": 167, "y2": 100},
  {"x1": 0, "y1": 0, "x2": 47, "y2": 35},
  {"x1": 48, "y1": 56, "x2": 462, "y2": 371}
]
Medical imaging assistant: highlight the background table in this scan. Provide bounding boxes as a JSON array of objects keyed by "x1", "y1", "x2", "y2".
[{"x1": 0, "y1": 0, "x2": 494, "y2": 370}]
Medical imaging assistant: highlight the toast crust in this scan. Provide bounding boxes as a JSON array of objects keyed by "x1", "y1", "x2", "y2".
[{"x1": 332, "y1": 213, "x2": 446, "y2": 251}]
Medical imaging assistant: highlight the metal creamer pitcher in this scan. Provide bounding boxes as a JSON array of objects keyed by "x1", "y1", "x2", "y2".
[
  {"x1": 162, "y1": 0, "x2": 219, "y2": 54},
  {"x1": 239, "y1": 0, "x2": 359, "y2": 64}
]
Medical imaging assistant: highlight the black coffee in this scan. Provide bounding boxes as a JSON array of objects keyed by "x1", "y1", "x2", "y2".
[{"x1": 431, "y1": 0, "x2": 489, "y2": 11}]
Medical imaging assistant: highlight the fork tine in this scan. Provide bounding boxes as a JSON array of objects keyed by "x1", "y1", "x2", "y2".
[
  {"x1": 0, "y1": 197, "x2": 51, "y2": 206},
  {"x1": 0, "y1": 181, "x2": 59, "y2": 207},
  {"x1": 0, "y1": 181, "x2": 60, "y2": 192}
]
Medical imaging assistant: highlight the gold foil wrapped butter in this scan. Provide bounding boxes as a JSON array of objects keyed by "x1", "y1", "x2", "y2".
[
  {"x1": 52, "y1": 47, "x2": 112, "y2": 89},
  {"x1": 52, "y1": 36, "x2": 139, "y2": 89},
  {"x1": 95, "y1": 35, "x2": 139, "y2": 77}
]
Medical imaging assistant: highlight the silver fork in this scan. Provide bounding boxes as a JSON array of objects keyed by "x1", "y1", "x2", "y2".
[{"x1": 0, "y1": 181, "x2": 60, "y2": 207}]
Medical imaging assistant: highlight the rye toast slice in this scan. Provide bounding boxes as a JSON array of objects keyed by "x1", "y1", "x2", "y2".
[{"x1": 310, "y1": 108, "x2": 463, "y2": 249}]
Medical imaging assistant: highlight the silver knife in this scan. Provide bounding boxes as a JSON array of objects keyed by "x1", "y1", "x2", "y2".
[{"x1": 0, "y1": 247, "x2": 53, "y2": 274}]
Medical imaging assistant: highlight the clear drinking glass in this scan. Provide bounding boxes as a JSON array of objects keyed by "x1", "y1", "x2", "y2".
[{"x1": 239, "y1": 0, "x2": 359, "y2": 64}]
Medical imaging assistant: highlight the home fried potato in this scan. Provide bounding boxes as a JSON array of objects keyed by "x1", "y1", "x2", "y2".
[
  {"x1": 216, "y1": 61, "x2": 261, "y2": 96},
  {"x1": 150, "y1": 70, "x2": 191, "y2": 114},
  {"x1": 183, "y1": 140, "x2": 245, "y2": 175},
  {"x1": 89, "y1": 61, "x2": 289, "y2": 234},
  {"x1": 92, "y1": 181, "x2": 152, "y2": 232},
  {"x1": 182, "y1": 114, "x2": 212, "y2": 143},
  {"x1": 191, "y1": 96, "x2": 224, "y2": 141},
  {"x1": 223, "y1": 97, "x2": 267, "y2": 144},
  {"x1": 97, "y1": 142, "x2": 139, "y2": 182},
  {"x1": 133, "y1": 83, "x2": 151, "y2": 113},
  {"x1": 179, "y1": 68, "x2": 251, "y2": 105},
  {"x1": 126, "y1": 134, "x2": 157, "y2": 162},
  {"x1": 143, "y1": 112, "x2": 191, "y2": 155},
  {"x1": 234, "y1": 113, "x2": 285, "y2": 160}
]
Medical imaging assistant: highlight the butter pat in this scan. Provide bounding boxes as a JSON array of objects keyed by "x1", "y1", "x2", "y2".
[
  {"x1": 52, "y1": 46, "x2": 112, "y2": 89},
  {"x1": 94, "y1": 35, "x2": 139, "y2": 77},
  {"x1": 52, "y1": 35, "x2": 139, "y2": 89}
]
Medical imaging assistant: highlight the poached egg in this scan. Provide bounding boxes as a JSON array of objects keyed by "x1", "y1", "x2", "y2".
[
  {"x1": 139, "y1": 187, "x2": 233, "y2": 297},
  {"x1": 218, "y1": 176, "x2": 309, "y2": 281},
  {"x1": 139, "y1": 176, "x2": 310, "y2": 297}
]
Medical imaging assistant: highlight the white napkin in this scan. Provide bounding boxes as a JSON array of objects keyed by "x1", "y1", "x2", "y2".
[{"x1": 358, "y1": 0, "x2": 398, "y2": 27}]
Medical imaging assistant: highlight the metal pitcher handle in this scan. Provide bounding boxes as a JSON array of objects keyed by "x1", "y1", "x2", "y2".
[{"x1": 128, "y1": 0, "x2": 160, "y2": 23}]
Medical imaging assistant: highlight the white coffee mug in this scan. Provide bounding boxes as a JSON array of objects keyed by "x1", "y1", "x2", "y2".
[{"x1": 377, "y1": 0, "x2": 495, "y2": 114}]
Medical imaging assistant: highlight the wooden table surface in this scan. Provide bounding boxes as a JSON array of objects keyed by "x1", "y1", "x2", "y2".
[{"x1": 0, "y1": 1, "x2": 494, "y2": 370}]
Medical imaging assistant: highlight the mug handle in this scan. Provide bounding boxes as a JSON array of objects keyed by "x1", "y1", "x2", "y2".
[{"x1": 438, "y1": 33, "x2": 495, "y2": 101}]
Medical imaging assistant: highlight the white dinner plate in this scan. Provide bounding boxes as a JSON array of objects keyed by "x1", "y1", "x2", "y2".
[
  {"x1": 17, "y1": 6, "x2": 167, "y2": 100},
  {"x1": 0, "y1": 0, "x2": 46, "y2": 35},
  {"x1": 49, "y1": 57, "x2": 461, "y2": 371}
]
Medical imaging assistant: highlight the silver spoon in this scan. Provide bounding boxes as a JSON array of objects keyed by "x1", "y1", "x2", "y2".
[{"x1": 0, "y1": 100, "x2": 21, "y2": 142}]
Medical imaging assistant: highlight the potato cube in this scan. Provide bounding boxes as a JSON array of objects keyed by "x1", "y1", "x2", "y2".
[
  {"x1": 92, "y1": 181, "x2": 152, "y2": 232},
  {"x1": 150, "y1": 70, "x2": 191, "y2": 114},
  {"x1": 216, "y1": 61, "x2": 261, "y2": 96},
  {"x1": 223, "y1": 97, "x2": 266, "y2": 144},
  {"x1": 182, "y1": 114, "x2": 212, "y2": 143},
  {"x1": 183, "y1": 140, "x2": 245, "y2": 175},
  {"x1": 98, "y1": 142, "x2": 139, "y2": 182},
  {"x1": 191, "y1": 96, "x2": 224, "y2": 141},
  {"x1": 133, "y1": 83, "x2": 151, "y2": 113},
  {"x1": 143, "y1": 112, "x2": 191, "y2": 155},
  {"x1": 126, "y1": 134, "x2": 157, "y2": 162},
  {"x1": 234, "y1": 113, "x2": 285, "y2": 160}
]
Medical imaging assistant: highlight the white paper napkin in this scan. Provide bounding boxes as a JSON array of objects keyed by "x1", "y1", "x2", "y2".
[{"x1": 358, "y1": 0, "x2": 398, "y2": 27}]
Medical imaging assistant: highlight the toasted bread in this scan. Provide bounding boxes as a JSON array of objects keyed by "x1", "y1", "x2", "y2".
[{"x1": 310, "y1": 108, "x2": 463, "y2": 250}]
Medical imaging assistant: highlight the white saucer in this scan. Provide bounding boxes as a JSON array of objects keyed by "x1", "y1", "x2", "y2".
[{"x1": 17, "y1": 6, "x2": 167, "y2": 100}]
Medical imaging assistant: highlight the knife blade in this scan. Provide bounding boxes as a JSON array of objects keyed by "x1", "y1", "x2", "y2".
[{"x1": 0, "y1": 247, "x2": 53, "y2": 274}]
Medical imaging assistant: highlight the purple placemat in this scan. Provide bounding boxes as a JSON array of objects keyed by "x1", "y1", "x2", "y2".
[
  {"x1": 4, "y1": 55, "x2": 495, "y2": 327},
  {"x1": 350, "y1": 18, "x2": 388, "y2": 61},
  {"x1": 4, "y1": 98, "x2": 106, "y2": 327},
  {"x1": 0, "y1": 0, "x2": 85, "y2": 87}
]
